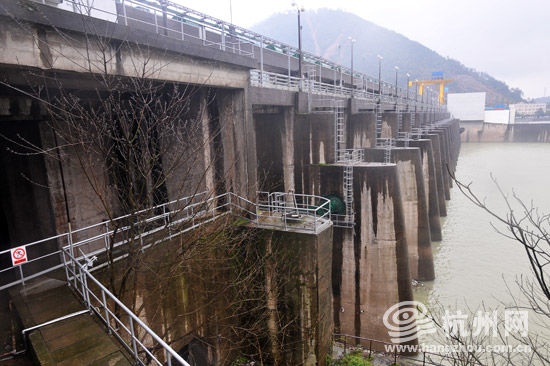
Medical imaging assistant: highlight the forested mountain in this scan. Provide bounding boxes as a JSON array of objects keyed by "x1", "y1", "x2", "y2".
[{"x1": 252, "y1": 9, "x2": 524, "y2": 105}]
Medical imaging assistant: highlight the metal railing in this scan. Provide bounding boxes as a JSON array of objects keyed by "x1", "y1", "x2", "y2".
[
  {"x1": 62, "y1": 249, "x2": 191, "y2": 366},
  {"x1": 256, "y1": 191, "x2": 332, "y2": 233},
  {"x1": 336, "y1": 149, "x2": 364, "y2": 164},
  {"x1": 1, "y1": 190, "x2": 331, "y2": 290},
  {"x1": 36, "y1": 0, "x2": 444, "y2": 110},
  {"x1": 333, "y1": 334, "x2": 485, "y2": 366}
]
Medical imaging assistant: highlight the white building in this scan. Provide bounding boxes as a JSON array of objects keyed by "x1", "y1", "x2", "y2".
[
  {"x1": 510, "y1": 102, "x2": 547, "y2": 115},
  {"x1": 447, "y1": 92, "x2": 486, "y2": 121}
]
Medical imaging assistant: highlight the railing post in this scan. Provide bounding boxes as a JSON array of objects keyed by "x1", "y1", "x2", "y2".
[
  {"x1": 129, "y1": 318, "x2": 140, "y2": 364},
  {"x1": 287, "y1": 46, "x2": 291, "y2": 87},
  {"x1": 18, "y1": 265, "x2": 25, "y2": 287},
  {"x1": 154, "y1": 8, "x2": 158, "y2": 34},
  {"x1": 221, "y1": 22, "x2": 226, "y2": 51},
  {"x1": 121, "y1": 0, "x2": 128, "y2": 26},
  {"x1": 166, "y1": 348, "x2": 172, "y2": 366},
  {"x1": 102, "y1": 289, "x2": 111, "y2": 334},
  {"x1": 62, "y1": 249, "x2": 69, "y2": 285},
  {"x1": 260, "y1": 36, "x2": 264, "y2": 85}
]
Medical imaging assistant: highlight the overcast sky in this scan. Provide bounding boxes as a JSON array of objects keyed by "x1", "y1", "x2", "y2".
[{"x1": 178, "y1": 0, "x2": 549, "y2": 99}]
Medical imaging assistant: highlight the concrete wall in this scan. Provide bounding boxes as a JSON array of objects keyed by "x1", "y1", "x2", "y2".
[
  {"x1": 460, "y1": 121, "x2": 550, "y2": 143},
  {"x1": 307, "y1": 164, "x2": 416, "y2": 347},
  {"x1": 113, "y1": 219, "x2": 333, "y2": 366}
]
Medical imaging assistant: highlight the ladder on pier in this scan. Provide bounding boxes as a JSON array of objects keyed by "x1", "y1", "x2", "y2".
[
  {"x1": 376, "y1": 104, "x2": 383, "y2": 146},
  {"x1": 410, "y1": 112, "x2": 415, "y2": 129},
  {"x1": 397, "y1": 108, "x2": 403, "y2": 133},
  {"x1": 334, "y1": 100, "x2": 345, "y2": 153},
  {"x1": 383, "y1": 138, "x2": 395, "y2": 164},
  {"x1": 343, "y1": 165, "x2": 354, "y2": 221}
]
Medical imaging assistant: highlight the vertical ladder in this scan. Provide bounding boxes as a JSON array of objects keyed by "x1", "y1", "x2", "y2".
[
  {"x1": 410, "y1": 112, "x2": 415, "y2": 129},
  {"x1": 343, "y1": 165, "x2": 354, "y2": 219},
  {"x1": 334, "y1": 101, "x2": 345, "y2": 159},
  {"x1": 376, "y1": 104, "x2": 383, "y2": 147},
  {"x1": 397, "y1": 108, "x2": 403, "y2": 133},
  {"x1": 383, "y1": 138, "x2": 394, "y2": 165}
]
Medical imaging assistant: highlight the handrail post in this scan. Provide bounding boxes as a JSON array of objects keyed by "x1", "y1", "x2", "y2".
[
  {"x1": 129, "y1": 318, "x2": 139, "y2": 364},
  {"x1": 260, "y1": 36, "x2": 264, "y2": 85},
  {"x1": 121, "y1": 0, "x2": 128, "y2": 26},
  {"x1": 102, "y1": 289, "x2": 111, "y2": 334}
]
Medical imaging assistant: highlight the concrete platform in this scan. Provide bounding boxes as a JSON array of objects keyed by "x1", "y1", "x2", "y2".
[{"x1": 9, "y1": 277, "x2": 132, "y2": 366}]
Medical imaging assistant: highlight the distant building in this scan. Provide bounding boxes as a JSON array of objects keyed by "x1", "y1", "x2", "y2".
[
  {"x1": 448, "y1": 92, "x2": 515, "y2": 124},
  {"x1": 510, "y1": 102, "x2": 547, "y2": 115}
]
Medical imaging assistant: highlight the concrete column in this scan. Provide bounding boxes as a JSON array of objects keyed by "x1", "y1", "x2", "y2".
[
  {"x1": 309, "y1": 164, "x2": 416, "y2": 348},
  {"x1": 282, "y1": 107, "x2": 295, "y2": 192},
  {"x1": 407, "y1": 139, "x2": 442, "y2": 241},
  {"x1": 422, "y1": 134, "x2": 447, "y2": 216},
  {"x1": 363, "y1": 148, "x2": 434, "y2": 280}
]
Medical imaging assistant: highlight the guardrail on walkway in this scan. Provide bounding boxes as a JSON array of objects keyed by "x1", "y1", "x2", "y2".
[
  {"x1": 35, "y1": 0, "x2": 442, "y2": 108},
  {"x1": 0, "y1": 190, "x2": 330, "y2": 290},
  {"x1": 63, "y1": 248, "x2": 191, "y2": 366}
]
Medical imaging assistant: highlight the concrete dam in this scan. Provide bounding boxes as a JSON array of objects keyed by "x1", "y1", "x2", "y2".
[{"x1": 0, "y1": 1, "x2": 460, "y2": 365}]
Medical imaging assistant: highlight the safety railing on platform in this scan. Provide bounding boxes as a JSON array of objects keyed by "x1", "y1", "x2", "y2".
[
  {"x1": 256, "y1": 191, "x2": 332, "y2": 233},
  {"x1": 336, "y1": 149, "x2": 364, "y2": 164},
  {"x1": 62, "y1": 249, "x2": 191, "y2": 366}
]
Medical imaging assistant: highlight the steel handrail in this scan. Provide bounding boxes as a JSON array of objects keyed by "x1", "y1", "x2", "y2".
[{"x1": 62, "y1": 248, "x2": 191, "y2": 366}]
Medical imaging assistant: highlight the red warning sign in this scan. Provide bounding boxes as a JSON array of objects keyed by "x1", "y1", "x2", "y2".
[{"x1": 11, "y1": 246, "x2": 28, "y2": 266}]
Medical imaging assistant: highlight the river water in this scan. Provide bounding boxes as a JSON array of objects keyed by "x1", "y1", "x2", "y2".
[{"x1": 414, "y1": 143, "x2": 550, "y2": 343}]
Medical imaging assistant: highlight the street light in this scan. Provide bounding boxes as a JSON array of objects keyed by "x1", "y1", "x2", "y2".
[
  {"x1": 406, "y1": 73, "x2": 410, "y2": 103},
  {"x1": 348, "y1": 36, "x2": 356, "y2": 95},
  {"x1": 394, "y1": 66, "x2": 399, "y2": 98},
  {"x1": 291, "y1": 2, "x2": 305, "y2": 83},
  {"x1": 377, "y1": 55, "x2": 383, "y2": 98}
]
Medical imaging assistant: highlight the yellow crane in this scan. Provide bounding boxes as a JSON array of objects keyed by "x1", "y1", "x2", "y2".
[{"x1": 409, "y1": 72, "x2": 455, "y2": 106}]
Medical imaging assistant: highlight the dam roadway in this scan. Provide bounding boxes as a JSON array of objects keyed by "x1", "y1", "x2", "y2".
[{"x1": 0, "y1": 0, "x2": 459, "y2": 365}]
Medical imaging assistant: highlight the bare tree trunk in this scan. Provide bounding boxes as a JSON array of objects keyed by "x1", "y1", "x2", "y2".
[{"x1": 265, "y1": 232, "x2": 281, "y2": 365}]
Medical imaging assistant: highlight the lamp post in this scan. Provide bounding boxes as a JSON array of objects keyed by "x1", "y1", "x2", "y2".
[
  {"x1": 377, "y1": 55, "x2": 383, "y2": 98},
  {"x1": 406, "y1": 73, "x2": 410, "y2": 103},
  {"x1": 394, "y1": 66, "x2": 399, "y2": 98},
  {"x1": 348, "y1": 37, "x2": 355, "y2": 95},
  {"x1": 291, "y1": 2, "x2": 305, "y2": 85}
]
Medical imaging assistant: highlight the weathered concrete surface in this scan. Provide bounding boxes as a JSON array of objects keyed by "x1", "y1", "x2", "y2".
[
  {"x1": 363, "y1": 148, "x2": 434, "y2": 281},
  {"x1": 307, "y1": 164, "x2": 416, "y2": 348},
  {"x1": 348, "y1": 112, "x2": 376, "y2": 149},
  {"x1": 422, "y1": 133, "x2": 448, "y2": 216},
  {"x1": 404, "y1": 139, "x2": 442, "y2": 241},
  {"x1": 9, "y1": 277, "x2": 131, "y2": 366},
  {"x1": 98, "y1": 218, "x2": 333, "y2": 366},
  {"x1": 460, "y1": 121, "x2": 550, "y2": 143},
  {"x1": 0, "y1": 3, "x2": 253, "y2": 90}
]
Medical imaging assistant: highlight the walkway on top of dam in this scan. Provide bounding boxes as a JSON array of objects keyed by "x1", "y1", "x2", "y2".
[{"x1": 0, "y1": 0, "x2": 443, "y2": 112}]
